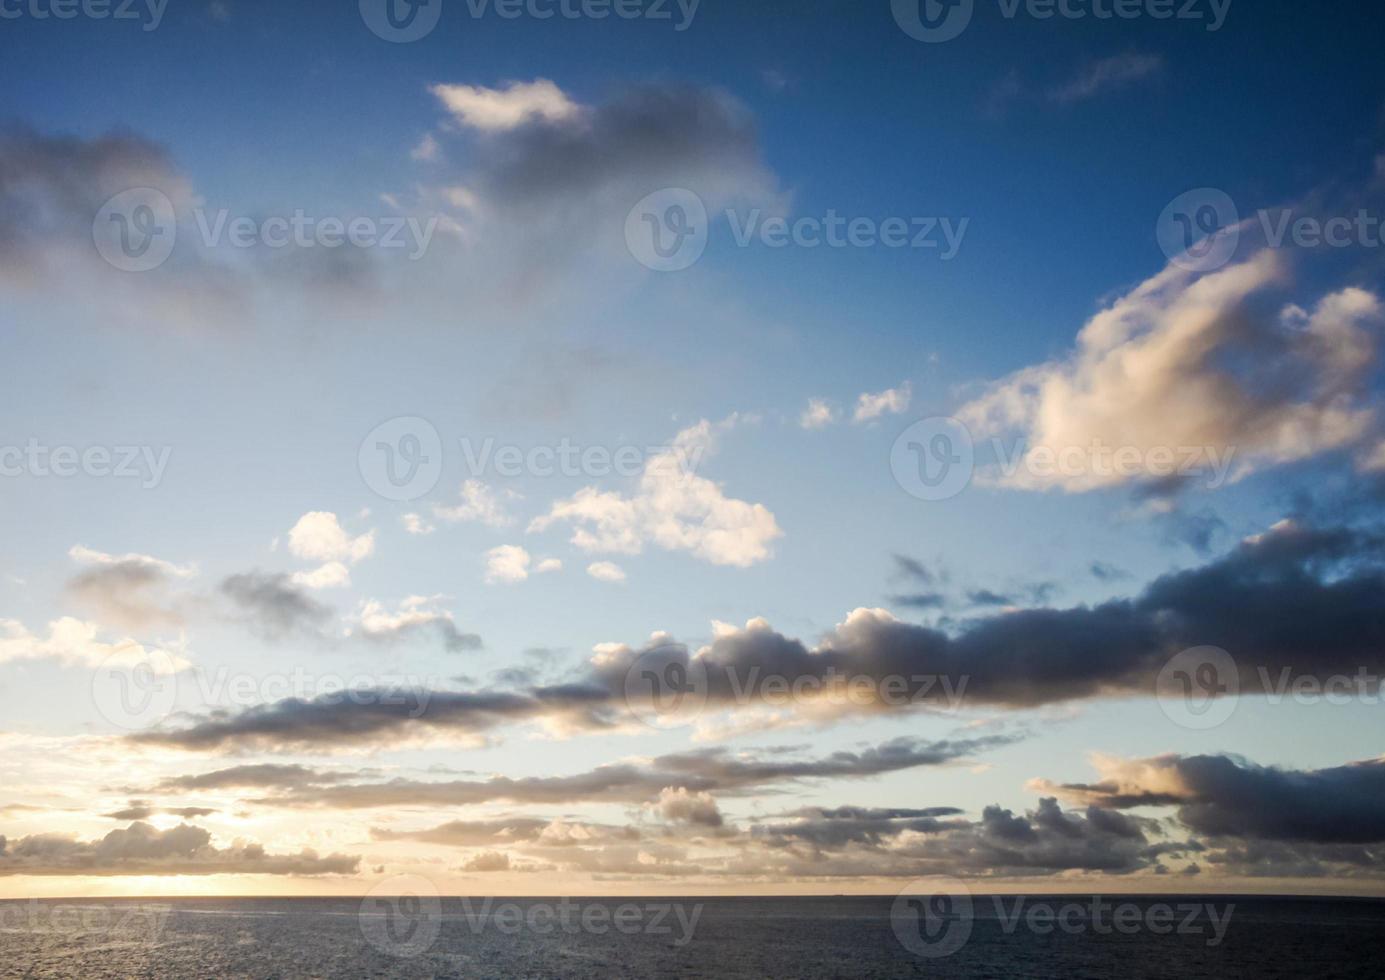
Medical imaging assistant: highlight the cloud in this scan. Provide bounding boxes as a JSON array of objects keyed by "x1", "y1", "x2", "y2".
[
  {"x1": 227, "y1": 736, "x2": 1012, "y2": 809},
  {"x1": 220, "y1": 572, "x2": 332, "y2": 642},
  {"x1": 0, "y1": 125, "x2": 396, "y2": 329},
  {"x1": 1041, "y1": 753, "x2": 1385, "y2": 845},
  {"x1": 799, "y1": 398, "x2": 837, "y2": 430},
  {"x1": 0, "y1": 617, "x2": 189, "y2": 672},
  {"x1": 407, "y1": 79, "x2": 781, "y2": 287},
  {"x1": 529, "y1": 419, "x2": 782, "y2": 568},
  {"x1": 586, "y1": 561, "x2": 626, "y2": 583},
  {"x1": 535, "y1": 558, "x2": 563, "y2": 574},
  {"x1": 435, "y1": 480, "x2": 514, "y2": 528},
  {"x1": 852, "y1": 383, "x2": 912, "y2": 423},
  {"x1": 287, "y1": 512, "x2": 375, "y2": 564},
  {"x1": 959, "y1": 253, "x2": 1382, "y2": 492},
  {"x1": 353, "y1": 596, "x2": 481, "y2": 652},
  {"x1": 754, "y1": 798, "x2": 1156, "y2": 875},
  {"x1": 649, "y1": 787, "x2": 723, "y2": 827},
  {"x1": 486, "y1": 545, "x2": 532, "y2": 585},
  {"x1": 402, "y1": 513, "x2": 436, "y2": 536},
  {"x1": 290, "y1": 561, "x2": 351, "y2": 590},
  {"x1": 0, "y1": 822, "x2": 357, "y2": 877},
  {"x1": 1048, "y1": 53, "x2": 1163, "y2": 104},
  {"x1": 130, "y1": 686, "x2": 618, "y2": 752},
  {"x1": 65, "y1": 545, "x2": 194, "y2": 631},
  {"x1": 101, "y1": 803, "x2": 215, "y2": 821},
  {"x1": 372, "y1": 817, "x2": 638, "y2": 848},
  {"x1": 151, "y1": 764, "x2": 353, "y2": 792},
  {"x1": 431, "y1": 79, "x2": 583, "y2": 132},
  {"x1": 460, "y1": 850, "x2": 513, "y2": 872},
  {"x1": 129, "y1": 516, "x2": 1385, "y2": 752}
]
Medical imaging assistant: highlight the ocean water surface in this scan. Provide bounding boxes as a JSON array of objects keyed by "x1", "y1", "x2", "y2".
[{"x1": 0, "y1": 895, "x2": 1379, "y2": 978}]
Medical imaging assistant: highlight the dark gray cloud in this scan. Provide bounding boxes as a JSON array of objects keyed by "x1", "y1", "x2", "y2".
[
  {"x1": 127, "y1": 519, "x2": 1385, "y2": 750},
  {"x1": 1047, "y1": 754, "x2": 1385, "y2": 845},
  {"x1": 102, "y1": 803, "x2": 215, "y2": 821},
  {"x1": 182, "y1": 735, "x2": 1012, "y2": 810},
  {"x1": 133, "y1": 684, "x2": 617, "y2": 752},
  {"x1": 219, "y1": 571, "x2": 332, "y2": 642},
  {"x1": 0, "y1": 822, "x2": 357, "y2": 877},
  {"x1": 150, "y1": 763, "x2": 351, "y2": 792}
]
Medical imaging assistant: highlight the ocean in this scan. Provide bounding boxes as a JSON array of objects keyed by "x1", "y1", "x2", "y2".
[{"x1": 0, "y1": 895, "x2": 1379, "y2": 978}]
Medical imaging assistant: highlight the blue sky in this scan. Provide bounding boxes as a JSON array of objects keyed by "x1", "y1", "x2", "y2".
[{"x1": 2, "y1": 0, "x2": 1385, "y2": 897}]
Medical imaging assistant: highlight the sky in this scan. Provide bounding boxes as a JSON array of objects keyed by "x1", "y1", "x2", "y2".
[{"x1": 2, "y1": 0, "x2": 1385, "y2": 899}]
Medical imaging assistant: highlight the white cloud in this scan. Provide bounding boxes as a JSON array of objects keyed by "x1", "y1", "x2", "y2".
[
  {"x1": 799, "y1": 398, "x2": 837, "y2": 430},
  {"x1": 853, "y1": 383, "x2": 912, "y2": 423},
  {"x1": 402, "y1": 513, "x2": 436, "y2": 536},
  {"x1": 68, "y1": 545, "x2": 194, "y2": 579},
  {"x1": 287, "y1": 512, "x2": 375, "y2": 564},
  {"x1": 535, "y1": 558, "x2": 563, "y2": 574},
  {"x1": 586, "y1": 561, "x2": 626, "y2": 583},
  {"x1": 291, "y1": 561, "x2": 351, "y2": 590},
  {"x1": 958, "y1": 251, "x2": 1382, "y2": 492},
  {"x1": 353, "y1": 596, "x2": 479, "y2": 652},
  {"x1": 485, "y1": 545, "x2": 532, "y2": 585},
  {"x1": 528, "y1": 420, "x2": 781, "y2": 568},
  {"x1": 435, "y1": 480, "x2": 514, "y2": 528},
  {"x1": 1048, "y1": 53, "x2": 1163, "y2": 104},
  {"x1": 429, "y1": 79, "x2": 582, "y2": 132},
  {"x1": 411, "y1": 132, "x2": 439, "y2": 162},
  {"x1": 0, "y1": 617, "x2": 189, "y2": 673}
]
